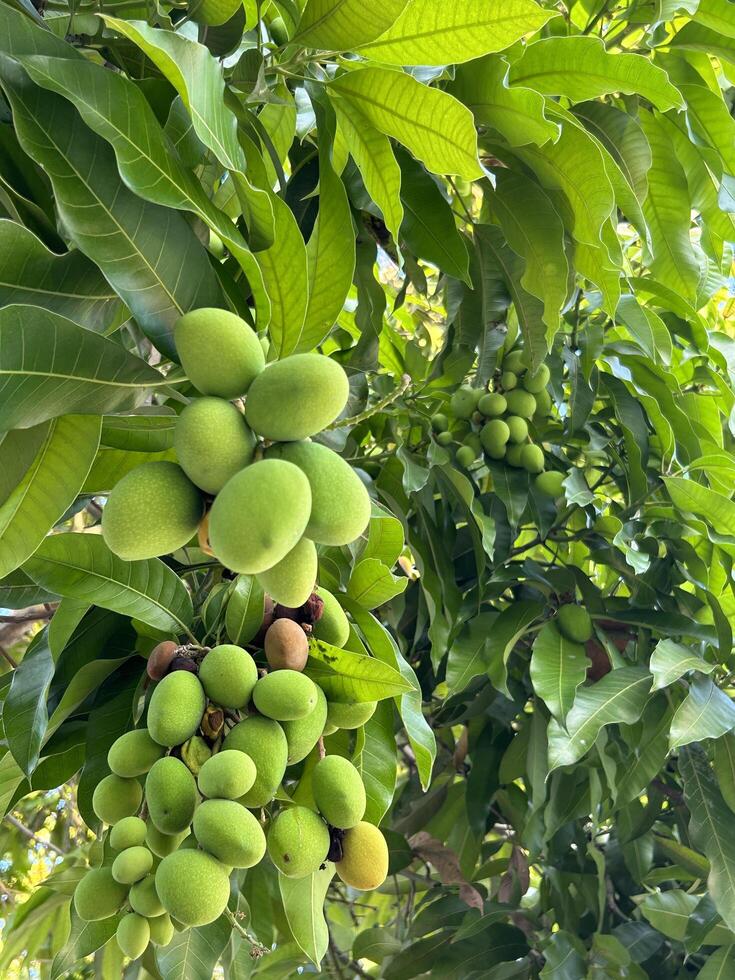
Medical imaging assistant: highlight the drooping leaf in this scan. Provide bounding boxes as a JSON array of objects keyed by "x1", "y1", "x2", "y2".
[
  {"x1": 347, "y1": 558, "x2": 408, "y2": 609},
  {"x1": 530, "y1": 621, "x2": 588, "y2": 722},
  {"x1": 355, "y1": 699, "x2": 397, "y2": 824},
  {"x1": 714, "y1": 732, "x2": 735, "y2": 815},
  {"x1": 664, "y1": 476, "x2": 735, "y2": 538},
  {"x1": 486, "y1": 601, "x2": 544, "y2": 697},
  {"x1": 650, "y1": 638, "x2": 714, "y2": 691},
  {"x1": 224, "y1": 575, "x2": 264, "y2": 646},
  {"x1": 51, "y1": 911, "x2": 120, "y2": 980},
  {"x1": 295, "y1": 0, "x2": 407, "y2": 49},
  {"x1": 4, "y1": 630, "x2": 54, "y2": 777},
  {"x1": 156, "y1": 914, "x2": 231, "y2": 980},
  {"x1": 305, "y1": 636, "x2": 412, "y2": 702},
  {"x1": 445, "y1": 613, "x2": 497, "y2": 694},
  {"x1": 669, "y1": 676, "x2": 735, "y2": 750},
  {"x1": 279, "y1": 865, "x2": 334, "y2": 967}
]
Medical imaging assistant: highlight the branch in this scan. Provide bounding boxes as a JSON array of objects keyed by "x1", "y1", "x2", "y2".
[
  {"x1": 4, "y1": 814, "x2": 65, "y2": 856},
  {"x1": 224, "y1": 907, "x2": 270, "y2": 958},
  {"x1": 327, "y1": 375, "x2": 412, "y2": 430}
]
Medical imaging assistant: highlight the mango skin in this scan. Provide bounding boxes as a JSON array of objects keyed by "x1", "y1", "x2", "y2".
[
  {"x1": 93, "y1": 774, "x2": 142, "y2": 825},
  {"x1": 336, "y1": 822, "x2": 389, "y2": 890},
  {"x1": 198, "y1": 644, "x2": 257, "y2": 710},
  {"x1": 155, "y1": 849, "x2": 231, "y2": 927},
  {"x1": 268, "y1": 442, "x2": 371, "y2": 546},
  {"x1": 312, "y1": 755, "x2": 366, "y2": 829},
  {"x1": 129, "y1": 874, "x2": 165, "y2": 917},
  {"x1": 197, "y1": 750, "x2": 257, "y2": 800},
  {"x1": 267, "y1": 806, "x2": 330, "y2": 878},
  {"x1": 252, "y1": 670, "x2": 318, "y2": 721},
  {"x1": 282, "y1": 685, "x2": 328, "y2": 764},
  {"x1": 108, "y1": 729, "x2": 165, "y2": 778},
  {"x1": 146, "y1": 756, "x2": 199, "y2": 835},
  {"x1": 174, "y1": 308, "x2": 265, "y2": 398},
  {"x1": 505, "y1": 389, "x2": 537, "y2": 420},
  {"x1": 117, "y1": 913, "x2": 150, "y2": 959},
  {"x1": 146, "y1": 823, "x2": 190, "y2": 858},
  {"x1": 536, "y1": 471, "x2": 565, "y2": 497},
  {"x1": 174, "y1": 397, "x2": 256, "y2": 494},
  {"x1": 244, "y1": 353, "x2": 349, "y2": 441},
  {"x1": 147, "y1": 672, "x2": 206, "y2": 747},
  {"x1": 110, "y1": 815, "x2": 147, "y2": 851},
  {"x1": 326, "y1": 700, "x2": 376, "y2": 730},
  {"x1": 520, "y1": 444, "x2": 545, "y2": 474},
  {"x1": 556, "y1": 604, "x2": 593, "y2": 643},
  {"x1": 102, "y1": 461, "x2": 203, "y2": 560},
  {"x1": 313, "y1": 588, "x2": 350, "y2": 648},
  {"x1": 257, "y1": 537, "x2": 317, "y2": 608},
  {"x1": 209, "y1": 459, "x2": 312, "y2": 575},
  {"x1": 148, "y1": 913, "x2": 175, "y2": 947},
  {"x1": 193, "y1": 799, "x2": 266, "y2": 867},
  {"x1": 112, "y1": 845, "x2": 153, "y2": 885},
  {"x1": 74, "y1": 867, "x2": 128, "y2": 921},
  {"x1": 223, "y1": 716, "x2": 288, "y2": 808}
]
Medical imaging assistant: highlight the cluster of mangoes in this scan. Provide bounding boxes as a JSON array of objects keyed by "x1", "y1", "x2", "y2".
[
  {"x1": 101, "y1": 308, "x2": 371, "y2": 607},
  {"x1": 73, "y1": 595, "x2": 388, "y2": 960},
  {"x1": 432, "y1": 349, "x2": 565, "y2": 497}
]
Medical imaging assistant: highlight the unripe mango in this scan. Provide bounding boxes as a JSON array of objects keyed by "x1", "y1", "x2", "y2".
[
  {"x1": 223, "y1": 716, "x2": 288, "y2": 807},
  {"x1": 556, "y1": 604, "x2": 593, "y2": 643},
  {"x1": 534, "y1": 389, "x2": 552, "y2": 417},
  {"x1": 506, "y1": 416, "x2": 529, "y2": 445},
  {"x1": 198, "y1": 644, "x2": 257, "y2": 709},
  {"x1": 146, "y1": 823, "x2": 190, "y2": 858},
  {"x1": 265, "y1": 619, "x2": 309, "y2": 671},
  {"x1": 523, "y1": 363, "x2": 550, "y2": 393},
  {"x1": 102, "y1": 461, "x2": 203, "y2": 560},
  {"x1": 208, "y1": 459, "x2": 312, "y2": 574},
  {"x1": 108, "y1": 730, "x2": 165, "y2": 778},
  {"x1": 449, "y1": 386, "x2": 477, "y2": 420},
  {"x1": 112, "y1": 845, "x2": 153, "y2": 885},
  {"x1": 174, "y1": 308, "x2": 264, "y2": 398},
  {"x1": 146, "y1": 756, "x2": 199, "y2": 835},
  {"x1": 147, "y1": 913, "x2": 175, "y2": 947},
  {"x1": 193, "y1": 799, "x2": 266, "y2": 867},
  {"x1": 312, "y1": 755, "x2": 366, "y2": 829},
  {"x1": 257, "y1": 538, "x2": 317, "y2": 608},
  {"x1": 478, "y1": 393, "x2": 506, "y2": 418},
  {"x1": 505, "y1": 444, "x2": 525, "y2": 467},
  {"x1": 244, "y1": 354, "x2": 349, "y2": 441},
  {"x1": 326, "y1": 700, "x2": 376, "y2": 730},
  {"x1": 117, "y1": 913, "x2": 150, "y2": 959},
  {"x1": 252, "y1": 670, "x2": 318, "y2": 721},
  {"x1": 313, "y1": 588, "x2": 350, "y2": 648},
  {"x1": 74, "y1": 867, "x2": 128, "y2": 921},
  {"x1": 198, "y1": 750, "x2": 257, "y2": 800},
  {"x1": 431, "y1": 413, "x2": 448, "y2": 433},
  {"x1": 267, "y1": 806, "x2": 330, "y2": 878},
  {"x1": 536, "y1": 471, "x2": 566, "y2": 497},
  {"x1": 282, "y1": 685, "x2": 328, "y2": 764},
  {"x1": 110, "y1": 815, "x2": 147, "y2": 851},
  {"x1": 520, "y1": 444, "x2": 545, "y2": 474},
  {"x1": 501, "y1": 371, "x2": 517, "y2": 390},
  {"x1": 267, "y1": 442, "x2": 371, "y2": 546},
  {"x1": 436, "y1": 430, "x2": 453, "y2": 447},
  {"x1": 156, "y1": 849, "x2": 230, "y2": 926},
  {"x1": 93, "y1": 774, "x2": 142, "y2": 825},
  {"x1": 503, "y1": 350, "x2": 525, "y2": 374},
  {"x1": 129, "y1": 874, "x2": 165, "y2": 917},
  {"x1": 481, "y1": 419, "x2": 510, "y2": 459},
  {"x1": 174, "y1": 397, "x2": 256, "y2": 494},
  {"x1": 456, "y1": 445, "x2": 475, "y2": 468},
  {"x1": 147, "y1": 672, "x2": 206, "y2": 747},
  {"x1": 505, "y1": 389, "x2": 536, "y2": 420},
  {"x1": 336, "y1": 822, "x2": 389, "y2": 890}
]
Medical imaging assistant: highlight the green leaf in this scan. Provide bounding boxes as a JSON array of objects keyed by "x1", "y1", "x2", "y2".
[
  {"x1": 509, "y1": 36, "x2": 684, "y2": 110},
  {"x1": 680, "y1": 744, "x2": 735, "y2": 933},
  {"x1": 669, "y1": 22, "x2": 735, "y2": 62},
  {"x1": 347, "y1": 558, "x2": 408, "y2": 609},
  {"x1": 156, "y1": 915, "x2": 231, "y2": 980},
  {"x1": 4, "y1": 630, "x2": 53, "y2": 776},
  {"x1": 0, "y1": 307, "x2": 166, "y2": 430},
  {"x1": 0, "y1": 415, "x2": 99, "y2": 579},
  {"x1": 100, "y1": 415, "x2": 176, "y2": 454},
  {"x1": 638, "y1": 890, "x2": 701, "y2": 941},
  {"x1": 699, "y1": 947, "x2": 735, "y2": 980},
  {"x1": 446, "y1": 613, "x2": 497, "y2": 694},
  {"x1": 0, "y1": 752, "x2": 25, "y2": 818},
  {"x1": 486, "y1": 601, "x2": 544, "y2": 697},
  {"x1": 0, "y1": 220, "x2": 119, "y2": 330},
  {"x1": 51, "y1": 911, "x2": 120, "y2": 980},
  {"x1": 450, "y1": 55, "x2": 560, "y2": 148},
  {"x1": 540, "y1": 931, "x2": 587, "y2": 979},
  {"x1": 305, "y1": 636, "x2": 413, "y2": 701},
  {"x1": 0, "y1": 422, "x2": 51, "y2": 508},
  {"x1": 573, "y1": 101, "x2": 651, "y2": 205},
  {"x1": 279, "y1": 865, "x2": 334, "y2": 967},
  {"x1": 363, "y1": 506, "x2": 404, "y2": 567},
  {"x1": 664, "y1": 476, "x2": 735, "y2": 538},
  {"x1": 669, "y1": 676, "x2": 735, "y2": 750},
  {"x1": 355, "y1": 699, "x2": 397, "y2": 824},
  {"x1": 0, "y1": 568, "x2": 56, "y2": 609},
  {"x1": 714, "y1": 732, "x2": 735, "y2": 815},
  {"x1": 548, "y1": 667, "x2": 652, "y2": 770},
  {"x1": 650, "y1": 638, "x2": 715, "y2": 691},
  {"x1": 0, "y1": 55, "x2": 221, "y2": 359},
  {"x1": 696, "y1": 0, "x2": 735, "y2": 37},
  {"x1": 329, "y1": 67, "x2": 482, "y2": 180},
  {"x1": 24, "y1": 534, "x2": 194, "y2": 635},
  {"x1": 295, "y1": 0, "x2": 407, "y2": 49},
  {"x1": 224, "y1": 575, "x2": 264, "y2": 646},
  {"x1": 530, "y1": 622, "x2": 588, "y2": 722},
  {"x1": 357, "y1": 0, "x2": 554, "y2": 66}
]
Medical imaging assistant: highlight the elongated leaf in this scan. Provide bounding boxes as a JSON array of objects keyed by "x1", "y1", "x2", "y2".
[
  {"x1": 714, "y1": 732, "x2": 735, "y2": 815},
  {"x1": 0, "y1": 307, "x2": 166, "y2": 430},
  {"x1": 670, "y1": 676, "x2": 735, "y2": 750},
  {"x1": 669, "y1": 22, "x2": 735, "y2": 62},
  {"x1": 295, "y1": 0, "x2": 407, "y2": 49},
  {"x1": 51, "y1": 911, "x2": 120, "y2": 980},
  {"x1": 355, "y1": 700, "x2": 397, "y2": 823},
  {"x1": 699, "y1": 947, "x2": 735, "y2": 980},
  {"x1": 664, "y1": 477, "x2": 735, "y2": 538},
  {"x1": 0, "y1": 568, "x2": 56, "y2": 609},
  {"x1": 0, "y1": 415, "x2": 100, "y2": 578},
  {"x1": 681, "y1": 744, "x2": 735, "y2": 932},
  {"x1": 225, "y1": 575, "x2": 264, "y2": 646},
  {"x1": 0, "y1": 220, "x2": 119, "y2": 330},
  {"x1": 510, "y1": 36, "x2": 684, "y2": 110},
  {"x1": 279, "y1": 865, "x2": 334, "y2": 967},
  {"x1": 0, "y1": 54, "x2": 221, "y2": 358},
  {"x1": 530, "y1": 621, "x2": 588, "y2": 722},
  {"x1": 347, "y1": 558, "x2": 408, "y2": 609},
  {"x1": 650, "y1": 638, "x2": 714, "y2": 691},
  {"x1": 100, "y1": 414, "x2": 176, "y2": 453},
  {"x1": 357, "y1": 0, "x2": 554, "y2": 66},
  {"x1": 573, "y1": 101, "x2": 651, "y2": 204},
  {"x1": 0, "y1": 423, "x2": 51, "y2": 508},
  {"x1": 156, "y1": 915, "x2": 231, "y2": 980},
  {"x1": 4, "y1": 630, "x2": 53, "y2": 776},
  {"x1": 548, "y1": 667, "x2": 652, "y2": 770},
  {"x1": 305, "y1": 636, "x2": 412, "y2": 701},
  {"x1": 363, "y1": 507, "x2": 404, "y2": 567},
  {"x1": 24, "y1": 534, "x2": 193, "y2": 634},
  {"x1": 330, "y1": 67, "x2": 482, "y2": 180},
  {"x1": 445, "y1": 613, "x2": 497, "y2": 694},
  {"x1": 486, "y1": 600, "x2": 544, "y2": 696},
  {"x1": 696, "y1": 0, "x2": 735, "y2": 37}
]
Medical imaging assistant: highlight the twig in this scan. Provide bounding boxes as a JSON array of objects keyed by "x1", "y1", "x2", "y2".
[
  {"x1": 4, "y1": 814, "x2": 65, "y2": 856},
  {"x1": 224, "y1": 907, "x2": 269, "y2": 957},
  {"x1": 327, "y1": 375, "x2": 412, "y2": 430},
  {"x1": 0, "y1": 645, "x2": 18, "y2": 669}
]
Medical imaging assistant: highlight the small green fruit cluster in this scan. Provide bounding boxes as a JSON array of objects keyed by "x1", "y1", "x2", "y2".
[
  {"x1": 431, "y1": 350, "x2": 565, "y2": 497},
  {"x1": 102, "y1": 309, "x2": 371, "y2": 608}
]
